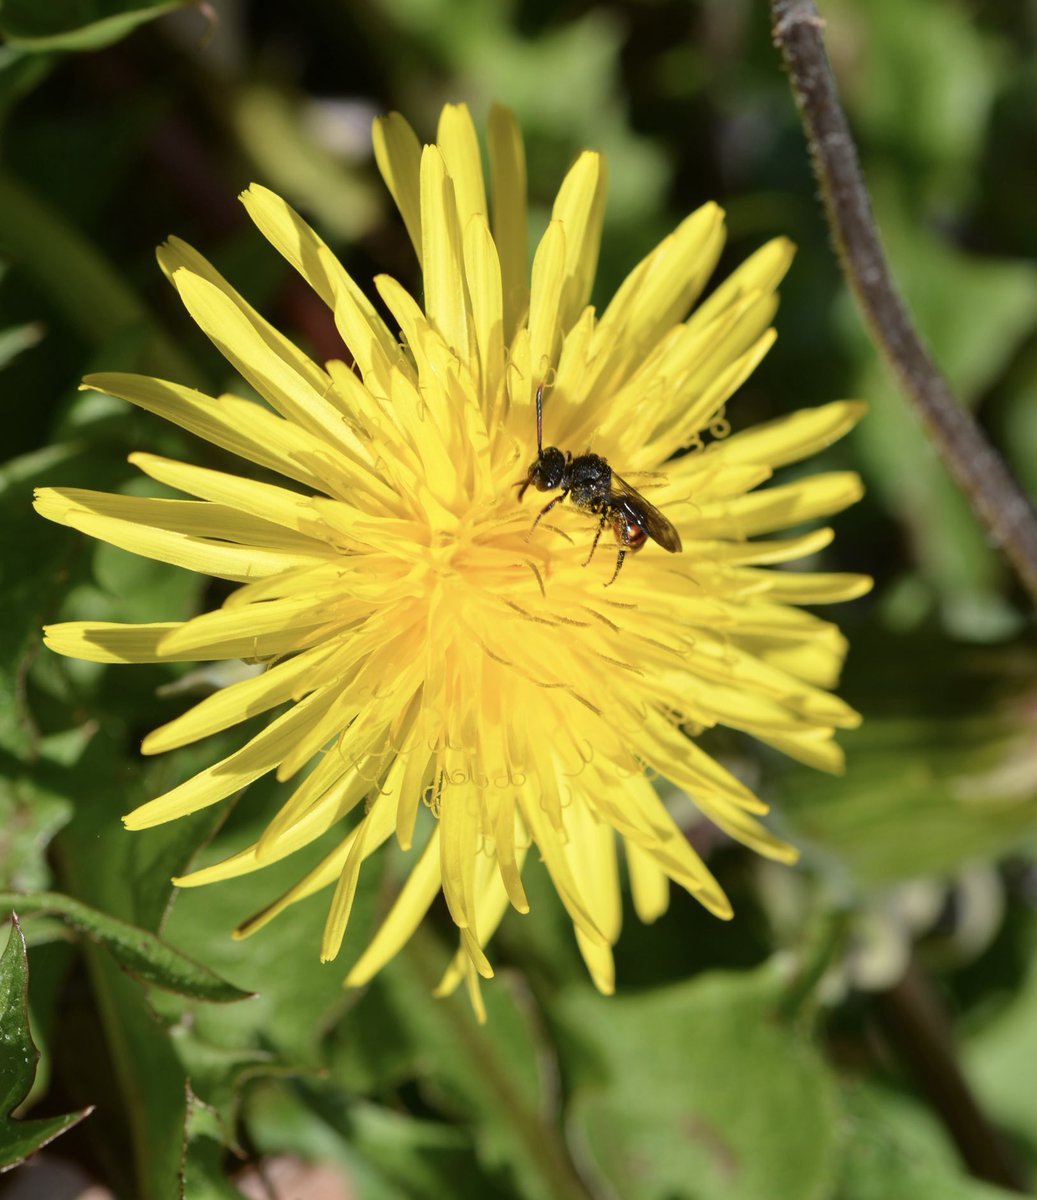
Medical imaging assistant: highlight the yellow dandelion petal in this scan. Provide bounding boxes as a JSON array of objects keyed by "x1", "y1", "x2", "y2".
[
  {"x1": 491, "y1": 789, "x2": 529, "y2": 914},
  {"x1": 436, "y1": 103, "x2": 488, "y2": 235},
  {"x1": 156, "y1": 592, "x2": 345, "y2": 658},
  {"x1": 756, "y1": 570, "x2": 875, "y2": 605},
  {"x1": 33, "y1": 487, "x2": 322, "y2": 580},
  {"x1": 589, "y1": 769, "x2": 731, "y2": 919},
  {"x1": 762, "y1": 727, "x2": 848, "y2": 774},
  {"x1": 36, "y1": 104, "x2": 871, "y2": 1014},
  {"x1": 125, "y1": 689, "x2": 336, "y2": 829},
  {"x1": 435, "y1": 844, "x2": 527, "y2": 998},
  {"x1": 372, "y1": 111, "x2": 423, "y2": 258},
  {"x1": 157, "y1": 236, "x2": 335, "y2": 403},
  {"x1": 575, "y1": 927, "x2": 616, "y2": 997},
  {"x1": 43, "y1": 621, "x2": 189, "y2": 664},
  {"x1": 127, "y1": 452, "x2": 363, "y2": 539},
  {"x1": 591, "y1": 201, "x2": 726, "y2": 384},
  {"x1": 548, "y1": 150, "x2": 607, "y2": 334},
  {"x1": 518, "y1": 785, "x2": 610, "y2": 949},
  {"x1": 420, "y1": 144, "x2": 471, "y2": 363},
  {"x1": 668, "y1": 329, "x2": 779, "y2": 456},
  {"x1": 346, "y1": 828, "x2": 445, "y2": 987},
  {"x1": 82, "y1": 373, "x2": 352, "y2": 497},
  {"x1": 527, "y1": 219, "x2": 569, "y2": 385},
  {"x1": 561, "y1": 798, "x2": 622, "y2": 944},
  {"x1": 487, "y1": 104, "x2": 529, "y2": 345},
  {"x1": 702, "y1": 526, "x2": 835, "y2": 566},
  {"x1": 256, "y1": 756, "x2": 372, "y2": 864},
  {"x1": 690, "y1": 236, "x2": 796, "y2": 330},
  {"x1": 321, "y1": 758, "x2": 403, "y2": 962},
  {"x1": 142, "y1": 641, "x2": 340, "y2": 755},
  {"x1": 461, "y1": 214, "x2": 506, "y2": 403},
  {"x1": 696, "y1": 799, "x2": 800, "y2": 864},
  {"x1": 748, "y1": 613, "x2": 848, "y2": 689},
  {"x1": 626, "y1": 840, "x2": 670, "y2": 924},
  {"x1": 697, "y1": 470, "x2": 865, "y2": 539},
  {"x1": 170, "y1": 270, "x2": 358, "y2": 453},
  {"x1": 717, "y1": 399, "x2": 869, "y2": 469},
  {"x1": 241, "y1": 185, "x2": 400, "y2": 365}
]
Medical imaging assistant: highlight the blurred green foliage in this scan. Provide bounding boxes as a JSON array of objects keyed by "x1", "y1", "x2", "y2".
[{"x1": 2, "y1": 0, "x2": 1037, "y2": 1197}]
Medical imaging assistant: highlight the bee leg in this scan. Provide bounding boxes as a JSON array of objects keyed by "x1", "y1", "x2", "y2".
[
  {"x1": 529, "y1": 490, "x2": 568, "y2": 536},
  {"x1": 582, "y1": 515, "x2": 608, "y2": 567},
  {"x1": 604, "y1": 548, "x2": 626, "y2": 587}
]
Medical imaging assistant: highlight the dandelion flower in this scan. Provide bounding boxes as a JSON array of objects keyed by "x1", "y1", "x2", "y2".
[{"x1": 35, "y1": 103, "x2": 870, "y2": 1017}]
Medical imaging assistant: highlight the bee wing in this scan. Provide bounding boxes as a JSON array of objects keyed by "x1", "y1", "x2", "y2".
[{"x1": 610, "y1": 473, "x2": 683, "y2": 553}]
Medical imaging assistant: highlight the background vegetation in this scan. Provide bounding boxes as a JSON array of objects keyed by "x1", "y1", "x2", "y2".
[{"x1": 1, "y1": 1, "x2": 1036, "y2": 1197}]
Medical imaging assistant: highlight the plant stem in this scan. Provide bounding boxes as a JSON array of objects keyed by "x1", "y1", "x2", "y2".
[
  {"x1": 405, "y1": 928, "x2": 595, "y2": 1200},
  {"x1": 770, "y1": 0, "x2": 1037, "y2": 607},
  {"x1": 876, "y1": 959, "x2": 1026, "y2": 1192},
  {"x1": 775, "y1": 906, "x2": 852, "y2": 1023}
]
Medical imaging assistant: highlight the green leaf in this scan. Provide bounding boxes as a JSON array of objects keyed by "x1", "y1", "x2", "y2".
[
  {"x1": 0, "y1": 46, "x2": 54, "y2": 124},
  {"x1": 0, "y1": 727, "x2": 76, "y2": 894},
  {"x1": 0, "y1": 916, "x2": 92, "y2": 1171},
  {"x1": 0, "y1": 892, "x2": 253, "y2": 1002},
  {"x1": 80, "y1": 949, "x2": 190, "y2": 1198},
  {"x1": 0, "y1": 321, "x2": 43, "y2": 370},
  {"x1": 245, "y1": 1082, "x2": 484, "y2": 1200},
  {"x1": 1001, "y1": 343, "x2": 1037, "y2": 505},
  {"x1": 24, "y1": 736, "x2": 247, "y2": 1197},
  {"x1": 159, "y1": 787, "x2": 381, "y2": 1070},
  {"x1": 965, "y1": 911, "x2": 1037, "y2": 1153},
  {"x1": 829, "y1": 0, "x2": 997, "y2": 204},
  {"x1": 331, "y1": 927, "x2": 584, "y2": 1200},
  {"x1": 0, "y1": 172, "x2": 199, "y2": 382},
  {"x1": 344, "y1": 1102, "x2": 499, "y2": 1200},
  {"x1": 842, "y1": 179, "x2": 1037, "y2": 628},
  {"x1": 0, "y1": 460, "x2": 80, "y2": 891},
  {"x1": 179, "y1": 1087, "x2": 245, "y2": 1200},
  {"x1": 0, "y1": 784, "x2": 71, "y2": 896},
  {"x1": 557, "y1": 965, "x2": 840, "y2": 1200},
  {"x1": 835, "y1": 1082, "x2": 1015, "y2": 1200},
  {"x1": 0, "y1": 0, "x2": 189, "y2": 53},
  {"x1": 778, "y1": 633, "x2": 1037, "y2": 885}
]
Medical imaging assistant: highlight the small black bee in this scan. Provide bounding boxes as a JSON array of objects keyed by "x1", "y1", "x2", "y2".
[{"x1": 517, "y1": 382, "x2": 682, "y2": 585}]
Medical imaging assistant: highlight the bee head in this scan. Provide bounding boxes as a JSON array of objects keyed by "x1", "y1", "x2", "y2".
[{"x1": 526, "y1": 446, "x2": 566, "y2": 492}]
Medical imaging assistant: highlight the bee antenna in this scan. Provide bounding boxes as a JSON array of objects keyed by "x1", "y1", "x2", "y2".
[{"x1": 535, "y1": 381, "x2": 545, "y2": 453}]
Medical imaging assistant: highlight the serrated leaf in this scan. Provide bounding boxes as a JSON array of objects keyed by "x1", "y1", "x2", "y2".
[
  {"x1": 0, "y1": 916, "x2": 92, "y2": 1171},
  {"x1": 82, "y1": 951, "x2": 190, "y2": 1199},
  {"x1": 0, "y1": 892, "x2": 253, "y2": 1003},
  {"x1": 179, "y1": 1086, "x2": 244, "y2": 1200},
  {"x1": 30, "y1": 725, "x2": 248, "y2": 1198}
]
